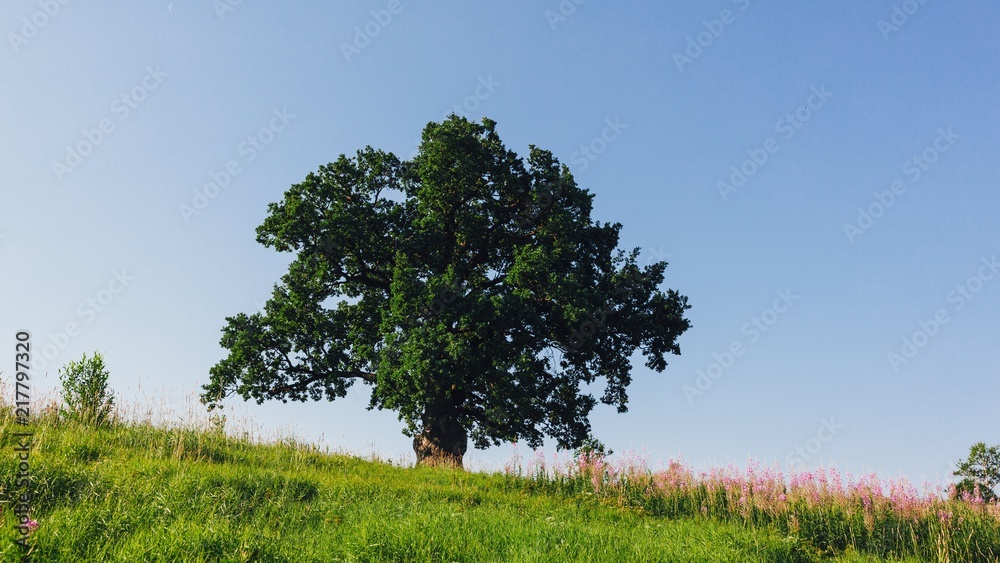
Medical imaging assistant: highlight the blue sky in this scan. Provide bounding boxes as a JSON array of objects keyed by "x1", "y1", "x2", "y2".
[{"x1": 2, "y1": 1, "x2": 998, "y2": 483}]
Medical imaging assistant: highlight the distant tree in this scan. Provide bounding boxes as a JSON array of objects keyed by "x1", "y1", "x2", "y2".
[
  {"x1": 202, "y1": 116, "x2": 691, "y2": 468},
  {"x1": 953, "y1": 442, "x2": 1000, "y2": 502}
]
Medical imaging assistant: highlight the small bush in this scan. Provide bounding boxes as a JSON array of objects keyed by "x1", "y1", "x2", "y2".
[{"x1": 59, "y1": 352, "x2": 116, "y2": 426}]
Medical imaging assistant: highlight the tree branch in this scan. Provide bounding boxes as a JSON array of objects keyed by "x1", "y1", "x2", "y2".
[{"x1": 267, "y1": 369, "x2": 376, "y2": 397}]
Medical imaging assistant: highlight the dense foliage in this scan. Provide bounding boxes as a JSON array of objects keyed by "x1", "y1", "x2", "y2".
[{"x1": 203, "y1": 116, "x2": 691, "y2": 466}]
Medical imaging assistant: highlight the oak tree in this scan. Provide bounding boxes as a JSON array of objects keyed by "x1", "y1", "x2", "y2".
[{"x1": 202, "y1": 116, "x2": 691, "y2": 467}]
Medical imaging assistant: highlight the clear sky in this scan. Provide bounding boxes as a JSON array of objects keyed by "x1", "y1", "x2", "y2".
[{"x1": 2, "y1": 1, "x2": 998, "y2": 484}]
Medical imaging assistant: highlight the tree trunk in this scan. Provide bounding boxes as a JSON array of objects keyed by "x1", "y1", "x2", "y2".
[{"x1": 413, "y1": 407, "x2": 468, "y2": 468}]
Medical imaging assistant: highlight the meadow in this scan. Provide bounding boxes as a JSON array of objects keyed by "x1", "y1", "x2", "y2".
[{"x1": 0, "y1": 399, "x2": 997, "y2": 562}]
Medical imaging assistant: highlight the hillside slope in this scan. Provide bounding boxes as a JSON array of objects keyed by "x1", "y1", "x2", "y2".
[{"x1": 0, "y1": 408, "x2": 943, "y2": 562}]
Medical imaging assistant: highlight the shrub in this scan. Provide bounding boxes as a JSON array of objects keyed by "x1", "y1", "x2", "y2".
[{"x1": 59, "y1": 351, "x2": 116, "y2": 426}]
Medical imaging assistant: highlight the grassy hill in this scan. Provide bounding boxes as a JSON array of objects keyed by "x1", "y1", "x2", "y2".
[{"x1": 0, "y1": 405, "x2": 995, "y2": 562}]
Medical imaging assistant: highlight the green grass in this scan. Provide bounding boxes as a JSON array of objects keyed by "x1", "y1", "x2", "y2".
[{"x1": 0, "y1": 407, "x2": 947, "y2": 561}]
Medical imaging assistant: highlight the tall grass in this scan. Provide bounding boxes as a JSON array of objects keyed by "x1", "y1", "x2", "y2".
[
  {"x1": 503, "y1": 447, "x2": 1000, "y2": 562},
  {"x1": 0, "y1": 404, "x2": 837, "y2": 562},
  {"x1": 0, "y1": 386, "x2": 996, "y2": 561}
]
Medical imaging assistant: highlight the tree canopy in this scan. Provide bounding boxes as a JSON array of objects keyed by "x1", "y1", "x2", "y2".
[
  {"x1": 953, "y1": 442, "x2": 1000, "y2": 502},
  {"x1": 202, "y1": 115, "x2": 691, "y2": 467}
]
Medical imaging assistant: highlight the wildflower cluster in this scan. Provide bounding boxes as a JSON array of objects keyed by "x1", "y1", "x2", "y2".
[{"x1": 503, "y1": 446, "x2": 1000, "y2": 561}]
